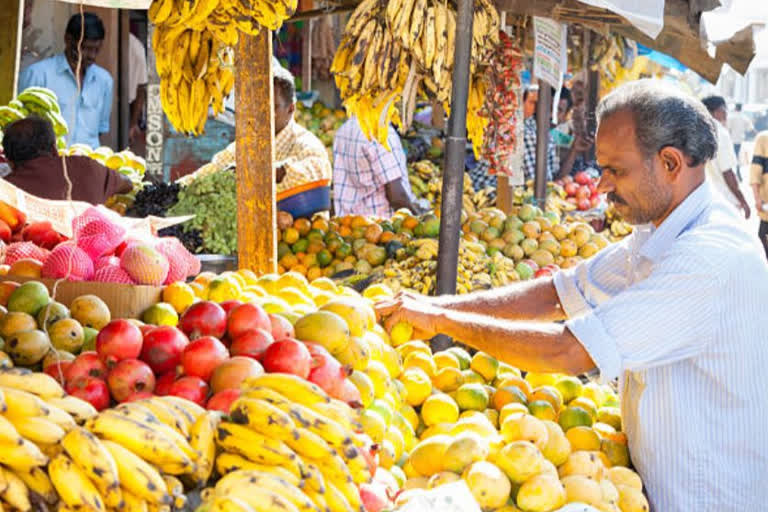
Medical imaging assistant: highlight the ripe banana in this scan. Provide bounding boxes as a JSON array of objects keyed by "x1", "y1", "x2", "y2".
[
  {"x1": 190, "y1": 410, "x2": 222, "y2": 483},
  {"x1": 324, "y1": 482, "x2": 355, "y2": 512},
  {"x1": 215, "y1": 421, "x2": 300, "y2": 467},
  {"x1": 214, "y1": 453, "x2": 301, "y2": 487},
  {"x1": 0, "y1": 466, "x2": 31, "y2": 511},
  {"x1": 14, "y1": 466, "x2": 57, "y2": 504},
  {"x1": 243, "y1": 374, "x2": 331, "y2": 406},
  {"x1": 1, "y1": 387, "x2": 50, "y2": 418},
  {"x1": 0, "y1": 369, "x2": 65, "y2": 398},
  {"x1": 137, "y1": 399, "x2": 190, "y2": 438},
  {"x1": 61, "y1": 427, "x2": 122, "y2": 509},
  {"x1": 0, "y1": 439, "x2": 48, "y2": 469},
  {"x1": 12, "y1": 416, "x2": 65, "y2": 444},
  {"x1": 109, "y1": 405, "x2": 199, "y2": 461},
  {"x1": 209, "y1": 496, "x2": 257, "y2": 512},
  {"x1": 122, "y1": 488, "x2": 150, "y2": 512},
  {"x1": 49, "y1": 454, "x2": 106, "y2": 512},
  {"x1": 0, "y1": 414, "x2": 22, "y2": 445},
  {"x1": 44, "y1": 396, "x2": 97, "y2": 424},
  {"x1": 229, "y1": 397, "x2": 300, "y2": 442},
  {"x1": 101, "y1": 440, "x2": 172, "y2": 506},
  {"x1": 216, "y1": 470, "x2": 320, "y2": 512}
]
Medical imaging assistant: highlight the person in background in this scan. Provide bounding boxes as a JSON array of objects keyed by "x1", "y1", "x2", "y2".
[
  {"x1": 2, "y1": 117, "x2": 131, "y2": 204},
  {"x1": 702, "y1": 96, "x2": 750, "y2": 219},
  {"x1": 128, "y1": 33, "x2": 148, "y2": 148},
  {"x1": 19, "y1": 0, "x2": 41, "y2": 72},
  {"x1": 19, "y1": 12, "x2": 112, "y2": 149},
  {"x1": 376, "y1": 79, "x2": 768, "y2": 512},
  {"x1": 750, "y1": 130, "x2": 768, "y2": 259},
  {"x1": 727, "y1": 103, "x2": 753, "y2": 166},
  {"x1": 333, "y1": 117, "x2": 426, "y2": 218}
]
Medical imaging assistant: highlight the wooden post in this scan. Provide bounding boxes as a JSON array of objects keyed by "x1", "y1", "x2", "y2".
[
  {"x1": 0, "y1": 0, "x2": 23, "y2": 105},
  {"x1": 534, "y1": 80, "x2": 551, "y2": 205},
  {"x1": 236, "y1": 31, "x2": 276, "y2": 274},
  {"x1": 301, "y1": 20, "x2": 312, "y2": 92},
  {"x1": 497, "y1": 175, "x2": 512, "y2": 213}
]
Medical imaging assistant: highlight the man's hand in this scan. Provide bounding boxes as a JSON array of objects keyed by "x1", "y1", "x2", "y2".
[
  {"x1": 374, "y1": 292, "x2": 441, "y2": 340},
  {"x1": 740, "y1": 200, "x2": 751, "y2": 219},
  {"x1": 275, "y1": 165, "x2": 287, "y2": 183},
  {"x1": 572, "y1": 133, "x2": 594, "y2": 153}
]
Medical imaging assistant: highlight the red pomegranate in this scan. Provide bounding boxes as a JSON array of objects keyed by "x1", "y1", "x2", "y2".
[
  {"x1": 96, "y1": 319, "x2": 143, "y2": 368},
  {"x1": 305, "y1": 343, "x2": 350, "y2": 398},
  {"x1": 107, "y1": 359, "x2": 156, "y2": 402},
  {"x1": 182, "y1": 336, "x2": 229, "y2": 382},
  {"x1": 268, "y1": 314, "x2": 294, "y2": 341},
  {"x1": 155, "y1": 371, "x2": 178, "y2": 396},
  {"x1": 179, "y1": 301, "x2": 227, "y2": 340},
  {"x1": 575, "y1": 171, "x2": 591, "y2": 185},
  {"x1": 261, "y1": 339, "x2": 311, "y2": 378},
  {"x1": 44, "y1": 361, "x2": 72, "y2": 384},
  {"x1": 168, "y1": 376, "x2": 209, "y2": 406},
  {"x1": 210, "y1": 357, "x2": 263, "y2": 393},
  {"x1": 206, "y1": 388, "x2": 241, "y2": 413},
  {"x1": 229, "y1": 329, "x2": 274, "y2": 361},
  {"x1": 122, "y1": 391, "x2": 155, "y2": 402},
  {"x1": 65, "y1": 351, "x2": 108, "y2": 383},
  {"x1": 227, "y1": 303, "x2": 271, "y2": 340},
  {"x1": 140, "y1": 326, "x2": 189, "y2": 375},
  {"x1": 66, "y1": 377, "x2": 110, "y2": 411},
  {"x1": 220, "y1": 300, "x2": 243, "y2": 316}
]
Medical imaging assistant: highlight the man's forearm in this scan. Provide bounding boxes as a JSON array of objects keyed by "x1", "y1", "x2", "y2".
[
  {"x1": 753, "y1": 184, "x2": 763, "y2": 206},
  {"x1": 431, "y1": 308, "x2": 594, "y2": 375},
  {"x1": 723, "y1": 170, "x2": 748, "y2": 206},
  {"x1": 430, "y1": 277, "x2": 566, "y2": 322},
  {"x1": 557, "y1": 146, "x2": 579, "y2": 180}
]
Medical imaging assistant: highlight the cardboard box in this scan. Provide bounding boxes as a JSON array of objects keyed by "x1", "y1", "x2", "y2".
[{"x1": 6, "y1": 276, "x2": 163, "y2": 320}]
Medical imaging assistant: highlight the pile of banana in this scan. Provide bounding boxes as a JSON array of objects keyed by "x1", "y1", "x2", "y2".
[
  {"x1": 0, "y1": 367, "x2": 219, "y2": 512},
  {"x1": 377, "y1": 238, "x2": 516, "y2": 295},
  {"x1": 408, "y1": 160, "x2": 494, "y2": 213},
  {"x1": 0, "y1": 87, "x2": 68, "y2": 149},
  {"x1": 207, "y1": 373, "x2": 373, "y2": 512},
  {"x1": 331, "y1": 0, "x2": 499, "y2": 150},
  {"x1": 149, "y1": 0, "x2": 297, "y2": 134},
  {"x1": 603, "y1": 204, "x2": 634, "y2": 241}
]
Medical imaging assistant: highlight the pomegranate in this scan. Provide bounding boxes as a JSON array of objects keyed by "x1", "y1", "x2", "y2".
[
  {"x1": 227, "y1": 303, "x2": 271, "y2": 340},
  {"x1": 140, "y1": 326, "x2": 189, "y2": 375},
  {"x1": 210, "y1": 357, "x2": 263, "y2": 393},
  {"x1": 269, "y1": 314, "x2": 294, "y2": 341},
  {"x1": 337, "y1": 378, "x2": 363, "y2": 408},
  {"x1": 168, "y1": 376, "x2": 209, "y2": 406},
  {"x1": 44, "y1": 361, "x2": 72, "y2": 384},
  {"x1": 229, "y1": 329, "x2": 274, "y2": 361},
  {"x1": 107, "y1": 359, "x2": 156, "y2": 402},
  {"x1": 206, "y1": 388, "x2": 241, "y2": 412},
  {"x1": 575, "y1": 171, "x2": 591, "y2": 185},
  {"x1": 534, "y1": 268, "x2": 554, "y2": 279},
  {"x1": 359, "y1": 483, "x2": 391, "y2": 512},
  {"x1": 96, "y1": 319, "x2": 143, "y2": 368},
  {"x1": 122, "y1": 391, "x2": 154, "y2": 402},
  {"x1": 575, "y1": 185, "x2": 591, "y2": 201},
  {"x1": 564, "y1": 182, "x2": 578, "y2": 197},
  {"x1": 139, "y1": 324, "x2": 156, "y2": 338},
  {"x1": 578, "y1": 198, "x2": 592, "y2": 211},
  {"x1": 182, "y1": 336, "x2": 229, "y2": 382},
  {"x1": 220, "y1": 300, "x2": 243, "y2": 316},
  {"x1": 305, "y1": 343, "x2": 350, "y2": 398},
  {"x1": 65, "y1": 351, "x2": 108, "y2": 382},
  {"x1": 261, "y1": 339, "x2": 311, "y2": 378},
  {"x1": 155, "y1": 371, "x2": 178, "y2": 396},
  {"x1": 66, "y1": 377, "x2": 110, "y2": 410},
  {"x1": 179, "y1": 301, "x2": 227, "y2": 340}
]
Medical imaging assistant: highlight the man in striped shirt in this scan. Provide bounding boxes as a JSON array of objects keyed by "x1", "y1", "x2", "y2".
[{"x1": 375, "y1": 80, "x2": 768, "y2": 511}]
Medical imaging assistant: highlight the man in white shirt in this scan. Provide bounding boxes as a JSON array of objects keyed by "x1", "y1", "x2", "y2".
[
  {"x1": 375, "y1": 80, "x2": 768, "y2": 512},
  {"x1": 726, "y1": 103, "x2": 753, "y2": 158},
  {"x1": 702, "y1": 96, "x2": 750, "y2": 218},
  {"x1": 128, "y1": 33, "x2": 148, "y2": 148}
]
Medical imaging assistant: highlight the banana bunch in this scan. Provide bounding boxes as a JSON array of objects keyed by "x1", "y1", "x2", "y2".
[
  {"x1": 0, "y1": 87, "x2": 68, "y2": 147},
  {"x1": 408, "y1": 160, "x2": 492, "y2": 213},
  {"x1": 149, "y1": 0, "x2": 296, "y2": 135},
  {"x1": 210, "y1": 373, "x2": 374, "y2": 512}
]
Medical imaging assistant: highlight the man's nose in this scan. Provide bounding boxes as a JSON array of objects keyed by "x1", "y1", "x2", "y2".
[{"x1": 596, "y1": 173, "x2": 614, "y2": 194}]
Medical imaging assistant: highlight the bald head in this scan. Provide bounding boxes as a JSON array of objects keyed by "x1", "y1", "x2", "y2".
[{"x1": 2, "y1": 117, "x2": 57, "y2": 168}]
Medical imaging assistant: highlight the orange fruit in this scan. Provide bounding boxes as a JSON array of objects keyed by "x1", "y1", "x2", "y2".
[
  {"x1": 311, "y1": 218, "x2": 329, "y2": 232},
  {"x1": 293, "y1": 218, "x2": 312, "y2": 236},
  {"x1": 283, "y1": 227, "x2": 300, "y2": 244},
  {"x1": 496, "y1": 376, "x2": 532, "y2": 401},
  {"x1": 306, "y1": 266, "x2": 322, "y2": 282},
  {"x1": 280, "y1": 253, "x2": 299, "y2": 269},
  {"x1": 491, "y1": 386, "x2": 528, "y2": 411},
  {"x1": 530, "y1": 386, "x2": 564, "y2": 412}
]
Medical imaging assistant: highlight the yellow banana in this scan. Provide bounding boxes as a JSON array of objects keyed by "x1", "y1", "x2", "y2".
[
  {"x1": 242, "y1": 374, "x2": 330, "y2": 406},
  {"x1": 285, "y1": 427, "x2": 333, "y2": 460},
  {"x1": 215, "y1": 421, "x2": 300, "y2": 467},
  {"x1": 137, "y1": 399, "x2": 190, "y2": 439},
  {"x1": 61, "y1": 427, "x2": 122, "y2": 509},
  {"x1": 229, "y1": 397, "x2": 299, "y2": 442},
  {"x1": 0, "y1": 439, "x2": 48, "y2": 469},
  {"x1": 12, "y1": 416, "x2": 65, "y2": 444},
  {"x1": 190, "y1": 410, "x2": 222, "y2": 484},
  {"x1": 45, "y1": 402, "x2": 77, "y2": 431},
  {"x1": 159, "y1": 395, "x2": 205, "y2": 420},
  {"x1": 148, "y1": 0, "x2": 174, "y2": 24},
  {"x1": 209, "y1": 496, "x2": 256, "y2": 512},
  {"x1": 44, "y1": 396, "x2": 97, "y2": 424},
  {"x1": 0, "y1": 466, "x2": 30, "y2": 511},
  {"x1": 85, "y1": 412, "x2": 194, "y2": 470},
  {"x1": 407, "y1": 0, "x2": 427, "y2": 49},
  {"x1": 110, "y1": 405, "x2": 199, "y2": 461},
  {"x1": 216, "y1": 484, "x2": 301, "y2": 512},
  {"x1": 37, "y1": 441, "x2": 63, "y2": 459},
  {"x1": 1, "y1": 386, "x2": 50, "y2": 418},
  {"x1": 423, "y1": 7, "x2": 436, "y2": 69},
  {"x1": 300, "y1": 462, "x2": 326, "y2": 494},
  {"x1": 325, "y1": 482, "x2": 355, "y2": 512},
  {"x1": 0, "y1": 414, "x2": 22, "y2": 445},
  {"x1": 101, "y1": 440, "x2": 171, "y2": 506},
  {"x1": 0, "y1": 369, "x2": 65, "y2": 398},
  {"x1": 305, "y1": 489, "x2": 329, "y2": 512},
  {"x1": 49, "y1": 454, "x2": 106, "y2": 512},
  {"x1": 122, "y1": 488, "x2": 149, "y2": 512},
  {"x1": 14, "y1": 466, "x2": 57, "y2": 504},
  {"x1": 162, "y1": 474, "x2": 183, "y2": 498},
  {"x1": 215, "y1": 470, "x2": 319, "y2": 512},
  {"x1": 214, "y1": 453, "x2": 301, "y2": 487}
]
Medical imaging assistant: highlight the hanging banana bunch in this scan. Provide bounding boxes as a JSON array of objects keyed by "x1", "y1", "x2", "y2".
[
  {"x1": 149, "y1": 0, "x2": 297, "y2": 135},
  {"x1": 333, "y1": 0, "x2": 500, "y2": 149}
]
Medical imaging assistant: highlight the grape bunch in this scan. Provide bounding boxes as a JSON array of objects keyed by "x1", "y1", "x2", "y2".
[
  {"x1": 126, "y1": 182, "x2": 181, "y2": 218},
  {"x1": 167, "y1": 168, "x2": 237, "y2": 255},
  {"x1": 158, "y1": 225, "x2": 204, "y2": 253}
]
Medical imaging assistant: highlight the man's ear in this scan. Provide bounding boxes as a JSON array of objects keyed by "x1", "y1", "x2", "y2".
[
  {"x1": 289, "y1": 102, "x2": 296, "y2": 116},
  {"x1": 659, "y1": 146, "x2": 685, "y2": 180}
]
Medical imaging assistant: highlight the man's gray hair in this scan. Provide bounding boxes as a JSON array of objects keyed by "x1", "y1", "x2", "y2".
[{"x1": 596, "y1": 79, "x2": 717, "y2": 167}]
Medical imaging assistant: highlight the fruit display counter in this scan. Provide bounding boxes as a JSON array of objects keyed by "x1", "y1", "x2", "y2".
[{"x1": 0, "y1": 264, "x2": 648, "y2": 512}]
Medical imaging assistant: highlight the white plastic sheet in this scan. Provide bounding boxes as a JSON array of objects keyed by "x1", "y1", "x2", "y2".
[{"x1": 577, "y1": 0, "x2": 665, "y2": 39}]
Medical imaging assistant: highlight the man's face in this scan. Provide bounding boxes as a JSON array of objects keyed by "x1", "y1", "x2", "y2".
[
  {"x1": 557, "y1": 99, "x2": 570, "y2": 125},
  {"x1": 273, "y1": 93, "x2": 294, "y2": 135},
  {"x1": 713, "y1": 106, "x2": 727, "y2": 125},
  {"x1": 64, "y1": 34, "x2": 102, "y2": 71},
  {"x1": 524, "y1": 90, "x2": 538, "y2": 119},
  {"x1": 595, "y1": 110, "x2": 674, "y2": 225}
]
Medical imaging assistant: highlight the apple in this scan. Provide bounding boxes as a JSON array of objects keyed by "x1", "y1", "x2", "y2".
[
  {"x1": 206, "y1": 389, "x2": 241, "y2": 413},
  {"x1": 261, "y1": 339, "x2": 311, "y2": 378},
  {"x1": 269, "y1": 314, "x2": 294, "y2": 341},
  {"x1": 179, "y1": 301, "x2": 227, "y2": 340},
  {"x1": 210, "y1": 357, "x2": 264, "y2": 393}
]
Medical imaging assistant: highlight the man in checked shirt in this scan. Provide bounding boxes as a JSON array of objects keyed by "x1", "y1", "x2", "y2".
[{"x1": 376, "y1": 80, "x2": 768, "y2": 511}]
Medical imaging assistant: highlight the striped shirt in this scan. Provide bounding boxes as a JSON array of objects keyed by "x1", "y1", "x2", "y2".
[
  {"x1": 275, "y1": 120, "x2": 332, "y2": 193},
  {"x1": 554, "y1": 181, "x2": 768, "y2": 511},
  {"x1": 332, "y1": 117, "x2": 413, "y2": 218}
]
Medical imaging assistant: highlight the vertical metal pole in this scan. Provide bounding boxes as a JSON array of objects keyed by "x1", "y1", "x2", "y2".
[
  {"x1": 301, "y1": 20, "x2": 312, "y2": 92},
  {"x1": 534, "y1": 80, "x2": 551, "y2": 205},
  {"x1": 236, "y1": 31, "x2": 277, "y2": 274},
  {"x1": 433, "y1": 0, "x2": 473, "y2": 352}
]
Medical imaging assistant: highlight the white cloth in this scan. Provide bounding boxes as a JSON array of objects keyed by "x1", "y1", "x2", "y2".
[
  {"x1": 705, "y1": 123, "x2": 740, "y2": 207},
  {"x1": 554, "y1": 181, "x2": 768, "y2": 512},
  {"x1": 128, "y1": 33, "x2": 148, "y2": 104},
  {"x1": 727, "y1": 111, "x2": 753, "y2": 144}
]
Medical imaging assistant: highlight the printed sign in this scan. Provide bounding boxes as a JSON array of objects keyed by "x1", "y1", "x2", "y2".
[{"x1": 533, "y1": 17, "x2": 567, "y2": 90}]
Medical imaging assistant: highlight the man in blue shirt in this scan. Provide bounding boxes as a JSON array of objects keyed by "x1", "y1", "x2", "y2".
[{"x1": 19, "y1": 12, "x2": 113, "y2": 149}]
